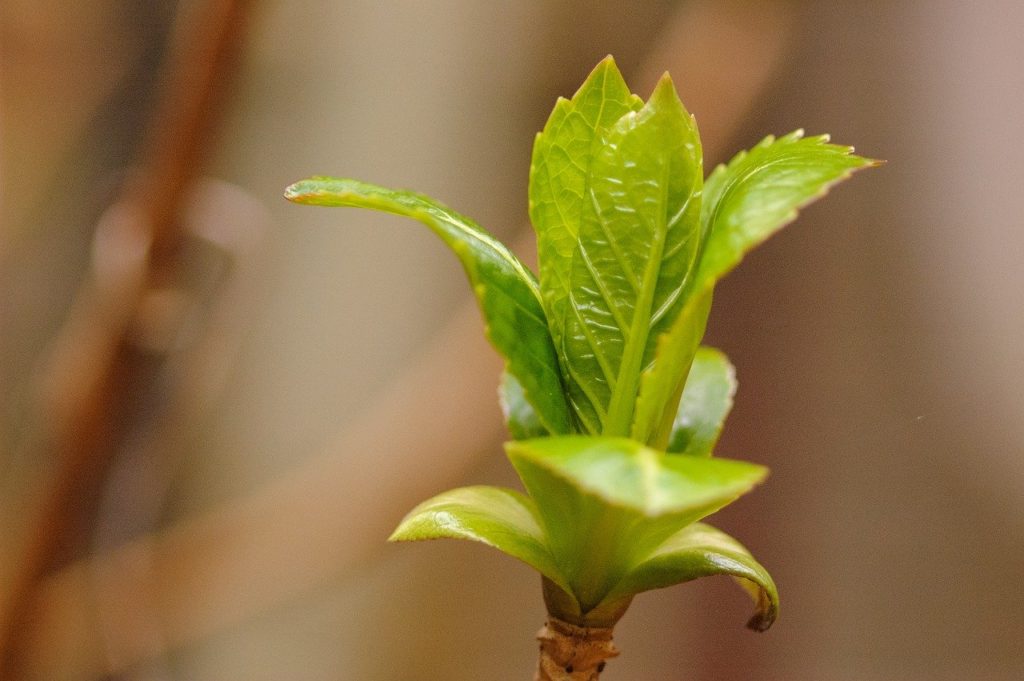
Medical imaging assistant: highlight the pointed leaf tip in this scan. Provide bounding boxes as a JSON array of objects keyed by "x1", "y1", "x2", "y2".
[
  {"x1": 632, "y1": 130, "x2": 877, "y2": 447},
  {"x1": 549, "y1": 59, "x2": 702, "y2": 437},
  {"x1": 284, "y1": 179, "x2": 318, "y2": 203},
  {"x1": 529, "y1": 57, "x2": 646, "y2": 433},
  {"x1": 646, "y1": 71, "x2": 684, "y2": 109}
]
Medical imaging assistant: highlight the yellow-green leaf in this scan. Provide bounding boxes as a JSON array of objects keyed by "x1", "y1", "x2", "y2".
[
  {"x1": 285, "y1": 177, "x2": 572, "y2": 435},
  {"x1": 559, "y1": 74, "x2": 703, "y2": 437},
  {"x1": 390, "y1": 485, "x2": 571, "y2": 595},
  {"x1": 529, "y1": 57, "x2": 643, "y2": 433},
  {"x1": 506, "y1": 436, "x2": 766, "y2": 618},
  {"x1": 596, "y1": 522, "x2": 778, "y2": 631},
  {"x1": 499, "y1": 370, "x2": 548, "y2": 440},
  {"x1": 667, "y1": 347, "x2": 736, "y2": 457},
  {"x1": 632, "y1": 131, "x2": 877, "y2": 448}
]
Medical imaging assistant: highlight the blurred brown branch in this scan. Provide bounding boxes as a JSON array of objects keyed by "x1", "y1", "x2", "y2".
[{"x1": 0, "y1": 0, "x2": 255, "y2": 676}]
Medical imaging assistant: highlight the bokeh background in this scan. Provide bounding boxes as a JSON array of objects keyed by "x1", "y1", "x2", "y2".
[{"x1": 2, "y1": 1, "x2": 1023, "y2": 679}]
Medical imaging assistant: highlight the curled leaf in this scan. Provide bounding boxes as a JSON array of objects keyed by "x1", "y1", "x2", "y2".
[
  {"x1": 698, "y1": 130, "x2": 880, "y2": 286},
  {"x1": 389, "y1": 485, "x2": 571, "y2": 595},
  {"x1": 285, "y1": 178, "x2": 572, "y2": 435},
  {"x1": 633, "y1": 132, "x2": 877, "y2": 448},
  {"x1": 598, "y1": 522, "x2": 778, "y2": 632}
]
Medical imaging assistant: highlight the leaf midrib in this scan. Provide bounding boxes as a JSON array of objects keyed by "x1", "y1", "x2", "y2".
[{"x1": 602, "y1": 158, "x2": 672, "y2": 436}]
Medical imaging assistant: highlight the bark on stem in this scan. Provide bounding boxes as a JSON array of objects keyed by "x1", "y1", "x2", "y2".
[{"x1": 535, "y1": 617, "x2": 619, "y2": 681}]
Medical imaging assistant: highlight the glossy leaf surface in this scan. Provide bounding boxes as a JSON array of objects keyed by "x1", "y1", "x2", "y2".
[
  {"x1": 598, "y1": 522, "x2": 778, "y2": 631},
  {"x1": 389, "y1": 485, "x2": 571, "y2": 594},
  {"x1": 506, "y1": 436, "x2": 766, "y2": 615},
  {"x1": 630, "y1": 286, "x2": 712, "y2": 448},
  {"x1": 632, "y1": 131, "x2": 876, "y2": 448},
  {"x1": 292, "y1": 57, "x2": 880, "y2": 638},
  {"x1": 697, "y1": 130, "x2": 878, "y2": 286},
  {"x1": 285, "y1": 178, "x2": 571, "y2": 435},
  {"x1": 529, "y1": 56, "x2": 642, "y2": 433},
  {"x1": 565, "y1": 75, "x2": 703, "y2": 438},
  {"x1": 667, "y1": 347, "x2": 736, "y2": 456},
  {"x1": 499, "y1": 371, "x2": 548, "y2": 440}
]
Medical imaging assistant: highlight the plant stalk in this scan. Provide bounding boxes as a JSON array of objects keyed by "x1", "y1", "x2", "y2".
[{"x1": 535, "y1": 617, "x2": 619, "y2": 681}]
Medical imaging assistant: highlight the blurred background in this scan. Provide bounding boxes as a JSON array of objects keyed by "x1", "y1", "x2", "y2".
[{"x1": 2, "y1": 0, "x2": 1022, "y2": 679}]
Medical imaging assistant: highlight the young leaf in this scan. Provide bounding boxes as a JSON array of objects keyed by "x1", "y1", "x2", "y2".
[
  {"x1": 630, "y1": 286, "x2": 712, "y2": 448},
  {"x1": 666, "y1": 346, "x2": 736, "y2": 457},
  {"x1": 698, "y1": 130, "x2": 879, "y2": 286},
  {"x1": 632, "y1": 132, "x2": 877, "y2": 448},
  {"x1": 285, "y1": 177, "x2": 572, "y2": 435},
  {"x1": 499, "y1": 371, "x2": 548, "y2": 440},
  {"x1": 529, "y1": 56, "x2": 643, "y2": 433},
  {"x1": 506, "y1": 436, "x2": 766, "y2": 614},
  {"x1": 561, "y1": 74, "x2": 704, "y2": 437},
  {"x1": 595, "y1": 522, "x2": 778, "y2": 632},
  {"x1": 389, "y1": 485, "x2": 571, "y2": 595}
]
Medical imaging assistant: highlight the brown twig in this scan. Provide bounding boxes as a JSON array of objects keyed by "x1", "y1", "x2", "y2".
[
  {"x1": 0, "y1": 1, "x2": 252, "y2": 676},
  {"x1": 535, "y1": 618, "x2": 619, "y2": 681}
]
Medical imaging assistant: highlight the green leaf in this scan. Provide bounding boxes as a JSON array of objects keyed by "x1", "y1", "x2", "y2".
[
  {"x1": 389, "y1": 485, "x2": 572, "y2": 596},
  {"x1": 506, "y1": 436, "x2": 766, "y2": 618},
  {"x1": 285, "y1": 177, "x2": 572, "y2": 435},
  {"x1": 559, "y1": 74, "x2": 704, "y2": 437},
  {"x1": 630, "y1": 286, "x2": 712, "y2": 448},
  {"x1": 698, "y1": 130, "x2": 878, "y2": 284},
  {"x1": 632, "y1": 131, "x2": 877, "y2": 448},
  {"x1": 499, "y1": 371, "x2": 548, "y2": 440},
  {"x1": 667, "y1": 347, "x2": 736, "y2": 456},
  {"x1": 596, "y1": 522, "x2": 778, "y2": 632},
  {"x1": 529, "y1": 56, "x2": 643, "y2": 433}
]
